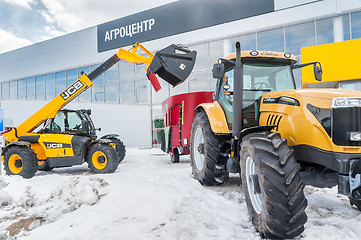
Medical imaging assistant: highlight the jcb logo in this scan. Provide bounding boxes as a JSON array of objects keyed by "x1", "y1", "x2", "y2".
[
  {"x1": 44, "y1": 142, "x2": 71, "y2": 149},
  {"x1": 46, "y1": 143, "x2": 63, "y2": 149},
  {"x1": 61, "y1": 80, "x2": 84, "y2": 100}
]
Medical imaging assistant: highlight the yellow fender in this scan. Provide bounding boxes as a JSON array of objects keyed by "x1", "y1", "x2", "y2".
[{"x1": 195, "y1": 101, "x2": 230, "y2": 134}]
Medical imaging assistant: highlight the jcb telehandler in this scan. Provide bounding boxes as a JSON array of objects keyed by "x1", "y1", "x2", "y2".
[
  {"x1": 163, "y1": 42, "x2": 361, "y2": 238},
  {"x1": 1, "y1": 43, "x2": 196, "y2": 178}
]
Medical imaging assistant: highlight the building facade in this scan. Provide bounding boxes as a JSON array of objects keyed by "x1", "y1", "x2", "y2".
[{"x1": 0, "y1": 0, "x2": 360, "y2": 147}]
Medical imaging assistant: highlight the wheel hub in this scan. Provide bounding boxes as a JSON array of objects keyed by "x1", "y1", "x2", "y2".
[
  {"x1": 98, "y1": 155, "x2": 106, "y2": 164},
  {"x1": 14, "y1": 159, "x2": 23, "y2": 168},
  {"x1": 246, "y1": 156, "x2": 262, "y2": 214},
  {"x1": 193, "y1": 127, "x2": 205, "y2": 171},
  {"x1": 197, "y1": 143, "x2": 204, "y2": 154}
]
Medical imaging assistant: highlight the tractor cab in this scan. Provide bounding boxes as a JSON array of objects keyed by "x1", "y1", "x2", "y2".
[{"x1": 214, "y1": 51, "x2": 298, "y2": 129}]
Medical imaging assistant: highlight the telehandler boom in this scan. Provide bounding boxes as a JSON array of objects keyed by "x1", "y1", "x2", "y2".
[{"x1": 1, "y1": 42, "x2": 196, "y2": 178}]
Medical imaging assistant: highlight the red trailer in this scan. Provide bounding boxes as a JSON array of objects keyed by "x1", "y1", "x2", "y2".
[{"x1": 161, "y1": 91, "x2": 213, "y2": 162}]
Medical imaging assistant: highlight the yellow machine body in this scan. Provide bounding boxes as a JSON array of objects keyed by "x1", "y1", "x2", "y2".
[
  {"x1": 258, "y1": 89, "x2": 361, "y2": 154},
  {"x1": 196, "y1": 102, "x2": 230, "y2": 134}
]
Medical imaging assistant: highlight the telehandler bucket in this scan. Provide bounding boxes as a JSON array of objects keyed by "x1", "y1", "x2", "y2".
[{"x1": 147, "y1": 44, "x2": 197, "y2": 87}]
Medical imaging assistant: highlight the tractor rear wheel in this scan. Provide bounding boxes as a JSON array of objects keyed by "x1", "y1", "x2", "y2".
[
  {"x1": 4, "y1": 146, "x2": 38, "y2": 179},
  {"x1": 87, "y1": 144, "x2": 119, "y2": 174},
  {"x1": 190, "y1": 110, "x2": 226, "y2": 185},
  {"x1": 240, "y1": 132, "x2": 307, "y2": 239}
]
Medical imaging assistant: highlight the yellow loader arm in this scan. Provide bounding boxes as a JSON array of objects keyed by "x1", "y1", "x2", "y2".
[{"x1": 3, "y1": 43, "x2": 196, "y2": 144}]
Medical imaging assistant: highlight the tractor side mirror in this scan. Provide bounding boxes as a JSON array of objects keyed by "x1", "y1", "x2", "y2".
[
  {"x1": 314, "y1": 65, "x2": 322, "y2": 81},
  {"x1": 212, "y1": 63, "x2": 225, "y2": 79}
]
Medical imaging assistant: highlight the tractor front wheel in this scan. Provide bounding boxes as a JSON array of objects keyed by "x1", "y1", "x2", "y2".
[
  {"x1": 87, "y1": 144, "x2": 119, "y2": 174},
  {"x1": 190, "y1": 110, "x2": 226, "y2": 185},
  {"x1": 4, "y1": 146, "x2": 38, "y2": 179},
  {"x1": 240, "y1": 132, "x2": 307, "y2": 239}
]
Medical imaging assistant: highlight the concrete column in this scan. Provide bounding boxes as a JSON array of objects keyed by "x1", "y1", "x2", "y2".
[{"x1": 333, "y1": 16, "x2": 344, "y2": 42}]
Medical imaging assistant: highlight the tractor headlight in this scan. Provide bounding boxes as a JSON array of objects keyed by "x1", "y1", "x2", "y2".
[
  {"x1": 349, "y1": 132, "x2": 361, "y2": 141},
  {"x1": 332, "y1": 97, "x2": 361, "y2": 108}
]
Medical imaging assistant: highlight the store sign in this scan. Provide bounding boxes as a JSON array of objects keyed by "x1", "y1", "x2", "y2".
[{"x1": 97, "y1": 0, "x2": 274, "y2": 52}]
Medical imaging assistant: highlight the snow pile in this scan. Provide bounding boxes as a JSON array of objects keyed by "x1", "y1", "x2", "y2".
[{"x1": 0, "y1": 175, "x2": 108, "y2": 238}]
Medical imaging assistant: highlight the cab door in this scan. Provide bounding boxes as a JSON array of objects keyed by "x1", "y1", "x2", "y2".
[{"x1": 40, "y1": 110, "x2": 90, "y2": 167}]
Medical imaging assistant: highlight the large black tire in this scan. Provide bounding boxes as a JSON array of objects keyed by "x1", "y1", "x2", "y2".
[
  {"x1": 3, "y1": 146, "x2": 38, "y2": 179},
  {"x1": 349, "y1": 198, "x2": 361, "y2": 211},
  {"x1": 112, "y1": 139, "x2": 126, "y2": 163},
  {"x1": 87, "y1": 143, "x2": 119, "y2": 174},
  {"x1": 190, "y1": 110, "x2": 227, "y2": 185},
  {"x1": 240, "y1": 132, "x2": 307, "y2": 239}
]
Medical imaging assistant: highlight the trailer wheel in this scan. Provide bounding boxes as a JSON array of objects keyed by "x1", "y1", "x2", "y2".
[
  {"x1": 87, "y1": 144, "x2": 118, "y2": 174},
  {"x1": 4, "y1": 146, "x2": 38, "y2": 179},
  {"x1": 190, "y1": 110, "x2": 225, "y2": 185},
  {"x1": 171, "y1": 148, "x2": 180, "y2": 163},
  {"x1": 240, "y1": 132, "x2": 307, "y2": 239}
]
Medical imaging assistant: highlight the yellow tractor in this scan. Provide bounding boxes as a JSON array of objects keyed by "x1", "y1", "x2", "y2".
[
  {"x1": 1, "y1": 43, "x2": 196, "y2": 178},
  {"x1": 189, "y1": 42, "x2": 361, "y2": 238}
]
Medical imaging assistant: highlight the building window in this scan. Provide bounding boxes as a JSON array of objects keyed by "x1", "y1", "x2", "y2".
[
  {"x1": 2, "y1": 82, "x2": 9, "y2": 100},
  {"x1": 351, "y1": 11, "x2": 361, "y2": 39},
  {"x1": 36, "y1": 75, "x2": 45, "y2": 100},
  {"x1": 55, "y1": 71, "x2": 66, "y2": 95},
  {"x1": 342, "y1": 14, "x2": 351, "y2": 41},
  {"x1": 46, "y1": 73, "x2": 55, "y2": 100},
  {"x1": 26, "y1": 77, "x2": 35, "y2": 100},
  {"x1": 18, "y1": 79, "x2": 26, "y2": 99},
  {"x1": 104, "y1": 64, "x2": 119, "y2": 103},
  {"x1": 119, "y1": 81, "x2": 134, "y2": 103},
  {"x1": 135, "y1": 80, "x2": 150, "y2": 104},
  {"x1": 285, "y1": 21, "x2": 316, "y2": 55},
  {"x1": 231, "y1": 33, "x2": 257, "y2": 51},
  {"x1": 190, "y1": 43, "x2": 209, "y2": 71},
  {"x1": 258, "y1": 28, "x2": 285, "y2": 52},
  {"x1": 188, "y1": 71, "x2": 210, "y2": 93},
  {"x1": 316, "y1": 18, "x2": 334, "y2": 44},
  {"x1": 209, "y1": 39, "x2": 228, "y2": 68},
  {"x1": 66, "y1": 68, "x2": 78, "y2": 86},
  {"x1": 10, "y1": 81, "x2": 17, "y2": 99}
]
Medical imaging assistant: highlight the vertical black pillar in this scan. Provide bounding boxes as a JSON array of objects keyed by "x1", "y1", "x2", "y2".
[{"x1": 232, "y1": 42, "x2": 243, "y2": 138}]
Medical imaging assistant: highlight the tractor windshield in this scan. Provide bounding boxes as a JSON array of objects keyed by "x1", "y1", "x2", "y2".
[{"x1": 218, "y1": 62, "x2": 295, "y2": 129}]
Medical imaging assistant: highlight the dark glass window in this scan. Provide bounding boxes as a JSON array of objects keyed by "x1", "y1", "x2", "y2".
[
  {"x1": 55, "y1": 71, "x2": 66, "y2": 95},
  {"x1": 36, "y1": 75, "x2": 45, "y2": 100},
  {"x1": 10, "y1": 81, "x2": 17, "y2": 99},
  {"x1": 46, "y1": 73, "x2": 55, "y2": 100},
  {"x1": 286, "y1": 22, "x2": 316, "y2": 55},
  {"x1": 258, "y1": 28, "x2": 285, "y2": 52},
  {"x1": 27, "y1": 77, "x2": 35, "y2": 100}
]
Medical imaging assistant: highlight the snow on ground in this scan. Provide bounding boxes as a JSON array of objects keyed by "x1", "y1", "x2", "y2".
[{"x1": 0, "y1": 148, "x2": 360, "y2": 239}]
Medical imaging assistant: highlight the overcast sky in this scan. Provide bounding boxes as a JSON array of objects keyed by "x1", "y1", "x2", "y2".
[{"x1": 0, "y1": 0, "x2": 176, "y2": 54}]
